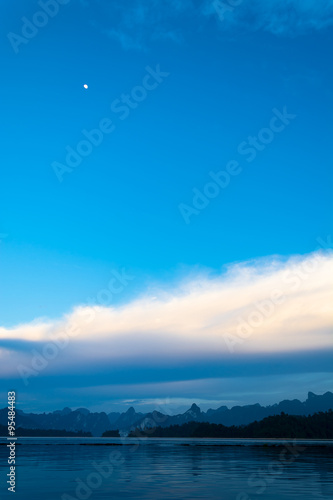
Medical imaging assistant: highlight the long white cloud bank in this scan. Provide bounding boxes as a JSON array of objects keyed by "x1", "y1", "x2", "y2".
[{"x1": 0, "y1": 251, "x2": 332, "y2": 378}]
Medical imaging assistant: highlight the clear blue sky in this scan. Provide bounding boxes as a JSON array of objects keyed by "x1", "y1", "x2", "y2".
[{"x1": 0, "y1": 0, "x2": 332, "y2": 411}]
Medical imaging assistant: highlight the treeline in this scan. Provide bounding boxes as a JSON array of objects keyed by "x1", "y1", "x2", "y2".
[
  {"x1": 102, "y1": 430, "x2": 120, "y2": 437},
  {"x1": 129, "y1": 411, "x2": 333, "y2": 439},
  {"x1": 0, "y1": 424, "x2": 92, "y2": 437}
]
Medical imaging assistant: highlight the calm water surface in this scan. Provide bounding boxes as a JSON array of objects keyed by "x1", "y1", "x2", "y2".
[{"x1": 0, "y1": 438, "x2": 332, "y2": 499}]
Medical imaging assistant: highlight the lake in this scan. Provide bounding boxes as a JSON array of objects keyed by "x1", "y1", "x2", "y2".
[{"x1": 1, "y1": 438, "x2": 332, "y2": 499}]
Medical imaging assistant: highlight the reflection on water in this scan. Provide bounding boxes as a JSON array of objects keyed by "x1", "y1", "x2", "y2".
[{"x1": 0, "y1": 438, "x2": 332, "y2": 499}]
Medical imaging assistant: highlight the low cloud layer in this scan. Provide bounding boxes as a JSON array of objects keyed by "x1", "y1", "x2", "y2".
[{"x1": 1, "y1": 251, "x2": 332, "y2": 381}]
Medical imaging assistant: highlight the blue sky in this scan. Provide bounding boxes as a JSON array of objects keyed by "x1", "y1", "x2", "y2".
[{"x1": 0, "y1": 0, "x2": 332, "y2": 412}]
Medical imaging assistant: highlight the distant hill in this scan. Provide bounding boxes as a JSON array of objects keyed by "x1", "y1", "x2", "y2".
[
  {"x1": 129, "y1": 392, "x2": 333, "y2": 432},
  {"x1": 0, "y1": 391, "x2": 332, "y2": 437},
  {"x1": 0, "y1": 407, "x2": 110, "y2": 437},
  {"x1": 0, "y1": 424, "x2": 91, "y2": 437},
  {"x1": 110, "y1": 407, "x2": 144, "y2": 431},
  {"x1": 129, "y1": 411, "x2": 333, "y2": 439}
]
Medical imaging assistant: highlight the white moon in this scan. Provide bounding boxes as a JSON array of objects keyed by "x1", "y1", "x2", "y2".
[{"x1": 83, "y1": 84, "x2": 88, "y2": 89}]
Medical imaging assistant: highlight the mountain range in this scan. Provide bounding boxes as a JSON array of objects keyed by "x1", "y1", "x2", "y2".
[{"x1": 0, "y1": 391, "x2": 332, "y2": 437}]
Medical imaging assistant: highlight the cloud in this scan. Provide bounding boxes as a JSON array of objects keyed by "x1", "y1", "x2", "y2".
[
  {"x1": 206, "y1": 0, "x2": 333, "y2": 36},
  {"x1": 87, "y1": 0, "x2": 198, "y2": 50},
  {"x1": 2, "y1": 371, "x2": 332, "y2": 413},
  {"x1": 1, "y1": 250, "x2": 332, "y2": 381},
  {"x1": 83, "y1": 0, "x2": 333, "y2": 50},
  {"x1": 70, "y1": 371, "x2": 333, "y2": 412}
]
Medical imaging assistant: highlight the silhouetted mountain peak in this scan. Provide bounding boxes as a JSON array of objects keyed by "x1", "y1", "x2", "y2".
[
  {"x1": 126, "y1": 407, "x2": 136, "y2": 416},
  {"x1": 206, "y1": 405, "x2": 227, "y2": 416},
  {"x1": 185, "y1": 403, "x2": 201, "y2": 418},
  {"x1": 190, "y1": 403, "x2": 200, "y2": 412},
  {"x1": 75, "y1": 408, "x2": 90, "y2": 416},
  {"x1": 306, "y1": 391, "x2": 333, "y2": 401},
  {"x1": 61, "y1": 407, "x2": 72, "y2": 415}
]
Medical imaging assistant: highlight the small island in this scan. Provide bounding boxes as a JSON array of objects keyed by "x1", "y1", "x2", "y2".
[{"x1": 102, "y1": 430, "x2": 120, "y2": 437}]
